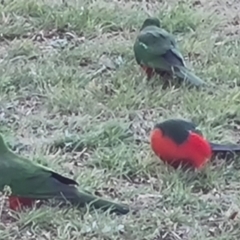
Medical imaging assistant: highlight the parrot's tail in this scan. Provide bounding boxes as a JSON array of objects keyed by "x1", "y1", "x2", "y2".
[
  {"x1": 73, "y1": 189, "x2": 129, "y2": 214},
  {"x1": 175, "y1": 66, "x2": 206, "y2": 86},
  {"x1": 46, "y1": 179, "x2": 130, "y2": 215},
  {"x1": 210, "y1": 142, "x2": 240, "y2": 153}
]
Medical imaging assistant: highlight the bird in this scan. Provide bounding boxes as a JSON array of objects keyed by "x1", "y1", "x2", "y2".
[
  {"x1": 0, "y1": 134, "x2": 129, "y2": 214},
  {"x1": 133, "y1": 17, "x2": 206, "y2": 86},
  {"x1": 150, "y1": 119, "x2": 240, "y2": 169}
]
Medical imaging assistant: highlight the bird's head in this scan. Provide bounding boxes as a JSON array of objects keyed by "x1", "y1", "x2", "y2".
[{"x1": 140, "y1": 17, "x2": 161, "y2": 30}]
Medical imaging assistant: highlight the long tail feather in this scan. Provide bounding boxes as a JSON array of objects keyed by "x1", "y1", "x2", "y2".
[
  {"x1": 210, "y1": 142, "x2": 240, "y2": 153},
  {"x1": 73, "y1": 189, "x2": 130, "y2": 214},
  {"x1": 175, "y1": 67, "x2": 206, "y2": 86},
  {"x1": 47, "y1": 179, "x2": 130, "y2": 215}
]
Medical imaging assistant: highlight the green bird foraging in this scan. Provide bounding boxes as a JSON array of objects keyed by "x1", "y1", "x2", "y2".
[
  {"x1": 0, "y1": 134, "x2": 129, "y2": 215},
  {"x1": 133, "y1": 17, "x2": 206, "y2": 86}
]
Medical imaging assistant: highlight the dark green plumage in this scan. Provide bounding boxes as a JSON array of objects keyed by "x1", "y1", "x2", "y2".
[
  {"x1": 0, "y1": 135, "x2": 129, "y2": 214},
  {"x1": 154, "y1": 119, "x2": 201, "y2": 145},
  {"x1": 134, "y1": 17, "x2": 206, "y2": 86}
]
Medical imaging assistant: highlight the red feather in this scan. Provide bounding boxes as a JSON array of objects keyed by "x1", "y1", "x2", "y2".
[
  {"x1": 141, "y1": 65, "x2": 154, "y2": 79},
  {"x1": 140, "y1": 65, "x2": 170, "y2": 80},
  {"x1": 150, "y1": 128, "x2": 212, "y2": 169},
  {"x1": 9, "y1": 196, "x2": 35, "y2": 211}
]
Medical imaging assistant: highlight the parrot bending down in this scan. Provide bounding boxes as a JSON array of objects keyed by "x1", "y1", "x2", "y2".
[
  {"x1": 150, "y1": 119, "x2": 240, "y2": 169},
  {"x1": 133, "y1": 17, "x2": 206, "y2": 86},
  {"x1": 0, "y1": 135, "x2": 129, "y2": 214}
]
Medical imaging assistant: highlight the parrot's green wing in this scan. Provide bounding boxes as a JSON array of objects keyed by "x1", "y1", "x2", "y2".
[
  {"x1": 0, "y1": 135, "x2": 129, "y2": 214},
  {"x1": 134, "y1": 26, "x2": 185, "y2": 71},
  {"x1": 0, "y1": 135, "x2": 76, "y2": 197},
  {"x1": 134, "y1": 25, "x2": 206, "y2": 86}
]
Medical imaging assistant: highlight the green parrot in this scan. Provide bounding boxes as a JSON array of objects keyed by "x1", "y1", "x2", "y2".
[
  {"x1": 0, "y1": 134, "x2": 129, "y2": 215},
  {"x1": 133, "y1": 17, "x2": 206, "y2": 86}
]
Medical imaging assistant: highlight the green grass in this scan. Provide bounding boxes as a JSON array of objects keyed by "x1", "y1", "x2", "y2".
[{"x1": 1, "y1": 0, "x2": 240, "y2": 239}]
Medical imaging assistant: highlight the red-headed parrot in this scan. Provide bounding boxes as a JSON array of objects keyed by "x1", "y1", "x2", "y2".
[
  {"x1": 150, "y1": 119, "x2": 240, "y2": 169},
  {"x1": 0, "y1": 134, "x2": 129, "y2": 214},
  {"x1": 133, "y1": 17, "x2": 206, "y2": 86}
]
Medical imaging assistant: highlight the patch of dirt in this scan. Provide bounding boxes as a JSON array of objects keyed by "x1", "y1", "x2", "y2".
[{"x1": 195, "y1": 0, "x2": 240, "y2": 35}]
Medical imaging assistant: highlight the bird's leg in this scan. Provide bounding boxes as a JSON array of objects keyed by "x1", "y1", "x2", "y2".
[
  {"x1": 154, "y1": 70, "x2": 172, "y2": 88},
  {"x1": 155, "y1": 69, "x2": 171, "y2": 78},
  {"x1": 141, "y1": 66, "x2": 155, "y2": 80}
]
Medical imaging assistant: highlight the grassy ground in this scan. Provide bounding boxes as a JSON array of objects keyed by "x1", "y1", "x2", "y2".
[{"x1": 1, "y1": 0, "x2": 240, "y2": 239}]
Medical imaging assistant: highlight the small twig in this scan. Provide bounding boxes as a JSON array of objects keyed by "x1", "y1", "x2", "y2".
[
  {"x1": 0, "y1": 195, "x2": 5, "y2": 220},
  {"x1": 73, "y1": 146, "x2": 87, "y2": 156},
  {"x1": 0, "y1": 185, "x2": 11, "y2": 220},
  {"x1": 89, "y1": 65, "x2": 107, "y2": 80},
  {"x1": 142, "y1": 0, "x2": 153, "y2": 17},
  {"x1": 31, "y1": 31, "x2": 46, "y2": 42},
  {"x1": 171, "y1": 231, "x2": 182, "y2": 240}
]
